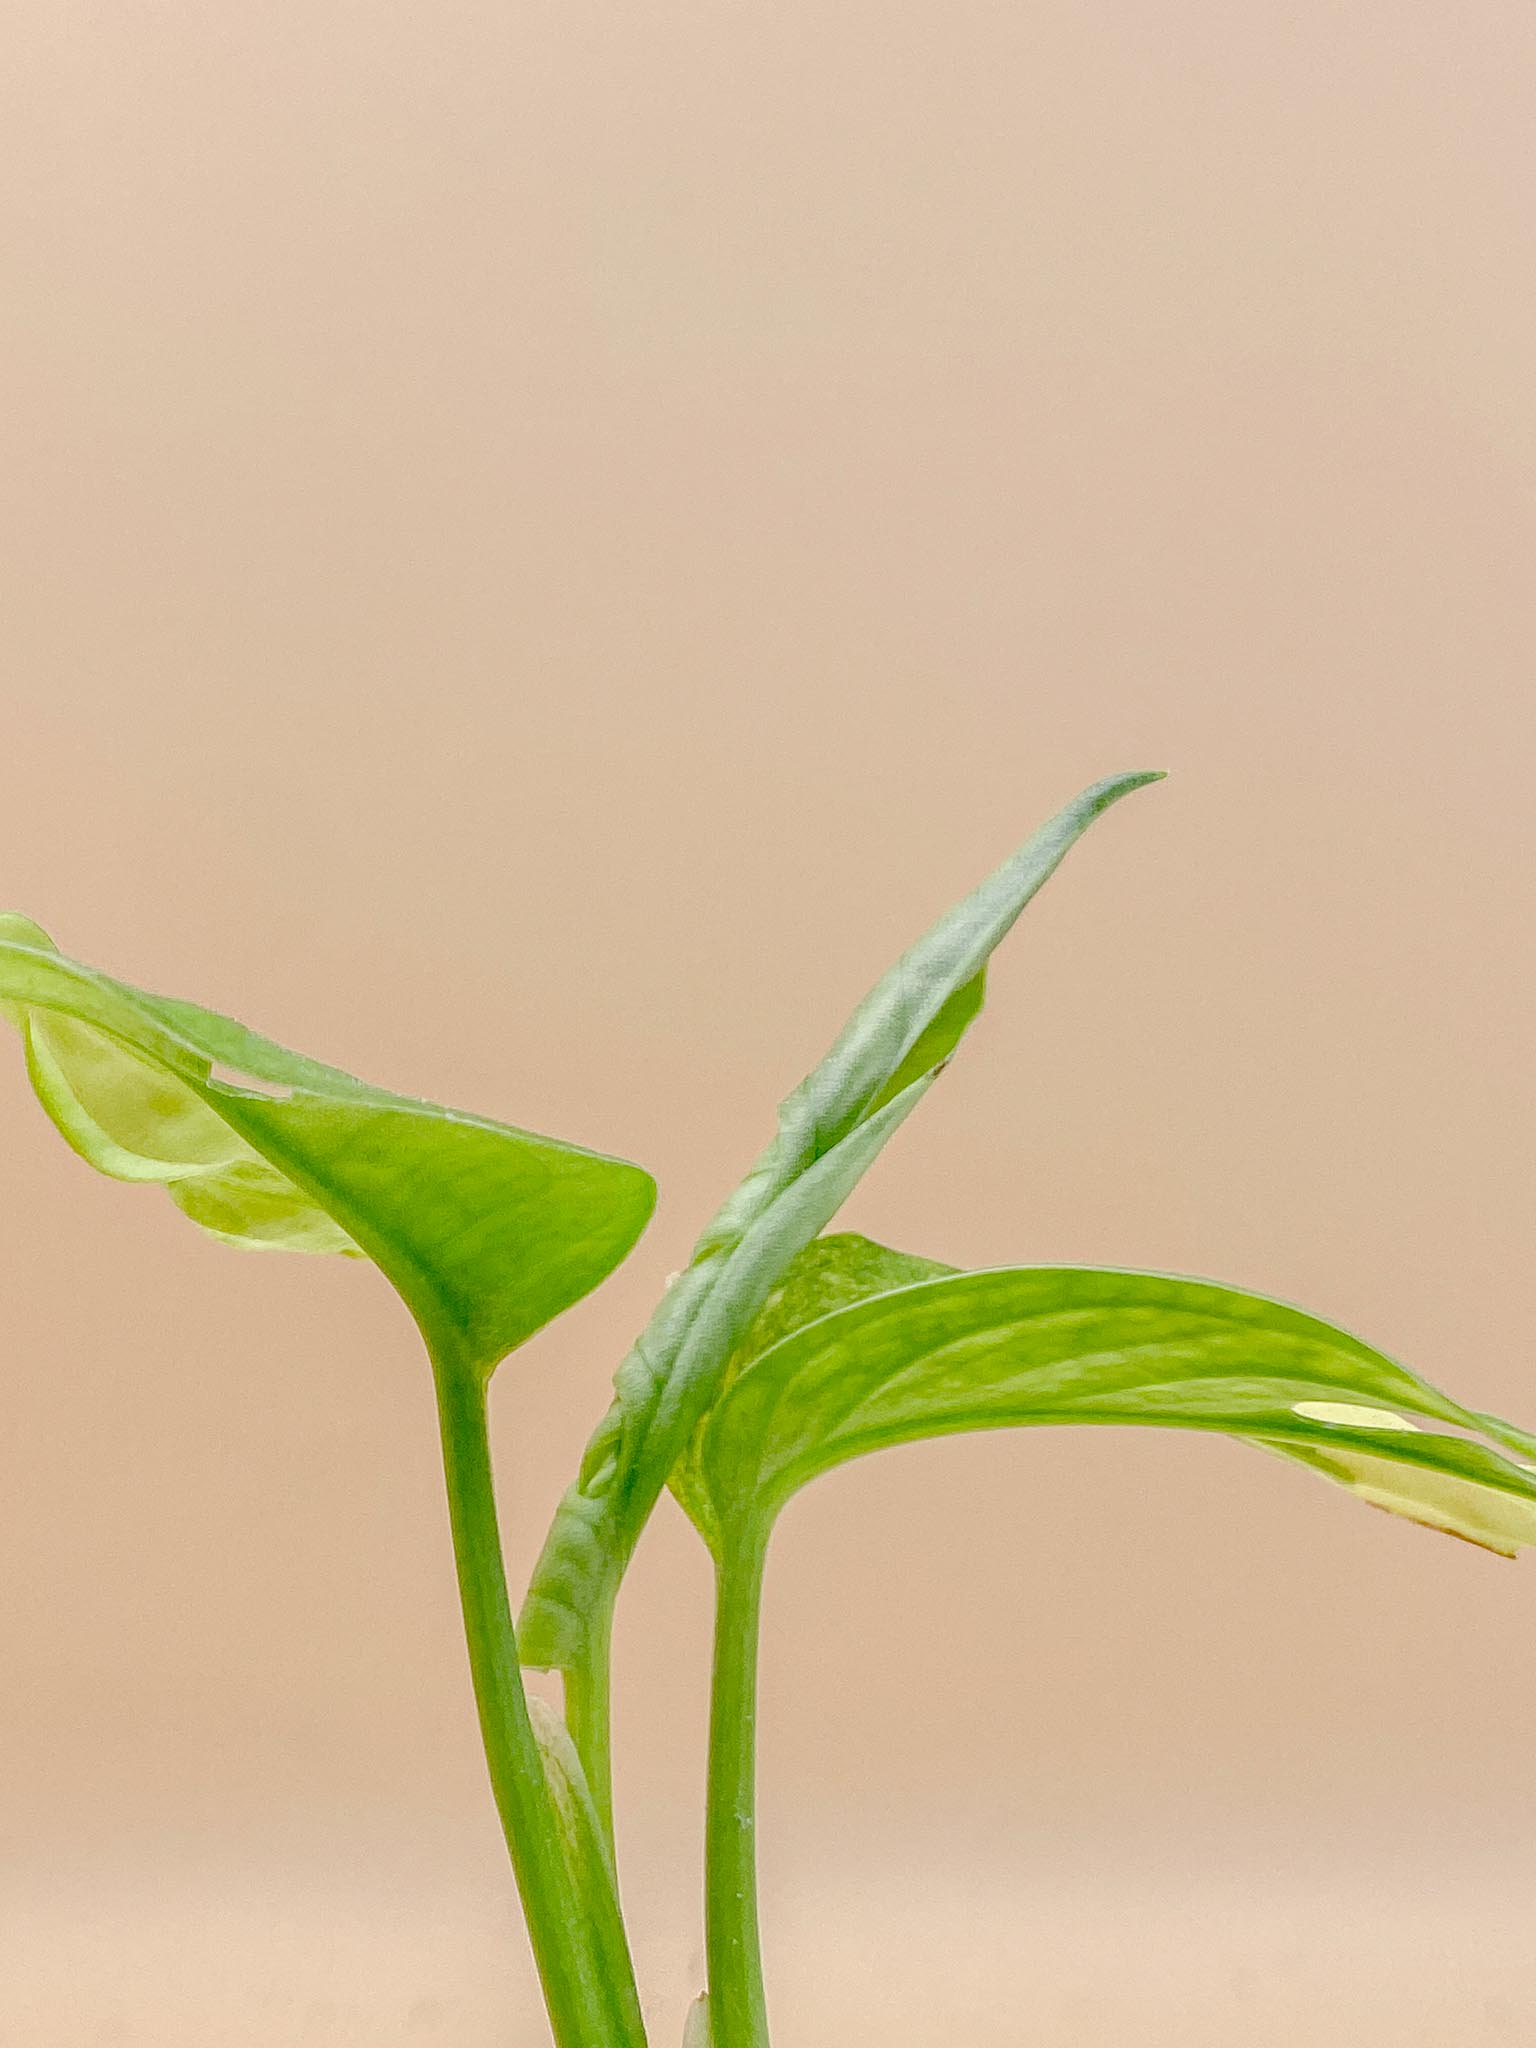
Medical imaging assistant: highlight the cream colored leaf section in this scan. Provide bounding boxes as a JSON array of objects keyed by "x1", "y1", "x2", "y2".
[
  {"x1": 1298, "y1": 1445, "x2": 1536, "y2": 1558},
  {"x1": 1290, "y1": 1401, "x2": 1419, "y2": 1432}
]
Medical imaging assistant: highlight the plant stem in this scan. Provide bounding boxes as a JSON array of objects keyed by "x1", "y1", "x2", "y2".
[
  {"x1": 704, "y1": 1525, "x2": 772, "y2": 2048},
  {"x1": 563, "y1": 1597, "x2": 617, "y2": 1850},
  {"x1": 432, "y1": 1357, "x2": 640, "y2": 2048}
]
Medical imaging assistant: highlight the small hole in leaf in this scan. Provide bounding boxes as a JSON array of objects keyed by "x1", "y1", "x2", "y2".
[{"x1": 208, "y1": 1063, "x2": 294, "y2": 1102}]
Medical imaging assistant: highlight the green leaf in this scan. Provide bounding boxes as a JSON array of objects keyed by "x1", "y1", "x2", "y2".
[
  {"x1": 1472, "y1": 1409, "x2": 1536, "y2": 1465},
  {"x1": 692, "y1": 1262, "x2": 1536, "y2": 1558},
  {"x1": 682, "y1": 1996, "x2": 713, "y2": 2048},
  {"x1": 864, "y1": 970, "x2": 985, "y2": 1116},
  {"x1": 0, "y1": 917, "x2": 656, "y2": 1378},
  {"x1": 671, "y1": 1232, "x2": 956, "y2": 1544},
  {"x1": 519, "y1": 773, "x2": 1162, "y2": 1668},
  {"x1": 726, "y1": 1232, "x2": 960, "y2": 1368}
]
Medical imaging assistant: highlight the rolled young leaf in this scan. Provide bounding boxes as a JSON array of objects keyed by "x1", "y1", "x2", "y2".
[
  {"x1": 0, "y1": 915, "x2": 656, "y2": 1379},
  {"x1": 519, "y1": 772, "x2": 1162, "y2": 1669},
  {"x1": 690, "y1": 1262, "x2": 1536, "y2": 1557},
  {"x1": 526, "y1": 1698, "x2": 647, "y2": 2045}
]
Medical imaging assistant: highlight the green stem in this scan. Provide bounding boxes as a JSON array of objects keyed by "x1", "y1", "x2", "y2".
[
  {"x1": 432, "y1": 1358, "x2": 640, "y2": 2048},
  {"x1": 563, "y1": 1595, "x2": 617, "y2": 1850},
  {"x1": 704, "y1": 1525, "x2": 772, "y2": 2048}
]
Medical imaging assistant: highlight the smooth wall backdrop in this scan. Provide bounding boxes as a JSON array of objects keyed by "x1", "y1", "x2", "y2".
[{"x1": 2, "y1": 4, "x2": 1534, "y2": 2041}]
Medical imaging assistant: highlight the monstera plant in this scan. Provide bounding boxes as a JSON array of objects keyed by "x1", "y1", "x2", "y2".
[{"x1": 5, "y1": 772, "x2": 1534, "y2": 2048}]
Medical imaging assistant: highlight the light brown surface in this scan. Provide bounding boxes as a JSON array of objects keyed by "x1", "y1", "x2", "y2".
[{"x1": 2, "y1": 2, "x2": 1535, "y2": 2041}]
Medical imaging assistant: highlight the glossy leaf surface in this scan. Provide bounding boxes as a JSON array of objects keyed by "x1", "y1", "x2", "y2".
[
  {"x1": 672, "y1": 1232, "x2": 955, "y2": 1544},
  {"x1": 692, "y1": 1263, "x2": 1536, "y2": 1557},
  {"x1": 0, "y1": 916, "x2": 656, "y2": 1377},
  {"x1": 519, "y1": 773, "x2": 1161, "y2": 1667}
]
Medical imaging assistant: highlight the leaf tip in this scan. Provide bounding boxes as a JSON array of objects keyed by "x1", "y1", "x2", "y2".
[
  {"x1": 0, "y1": 912, "x2": 58, "y2": 953},
  {"x1": 1078, "y1": 768, "x2": 1167, "y2": 816}
]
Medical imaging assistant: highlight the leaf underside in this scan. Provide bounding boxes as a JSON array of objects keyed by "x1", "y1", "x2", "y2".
[{"x1": 0, "y1": 915, "x2": 656, "y2": 1378}]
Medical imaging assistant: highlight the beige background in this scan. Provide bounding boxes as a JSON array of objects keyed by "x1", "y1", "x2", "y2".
[{"x1": 3, "y1": 2, "x2": 1536, "y2": 2041}]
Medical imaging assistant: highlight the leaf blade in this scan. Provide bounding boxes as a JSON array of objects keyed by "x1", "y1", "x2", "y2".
[
  {"x1": 0, "y1": 920, "x2": 656, "y2": 1376},
  {"x1": 671, "y1": 1232, "x2": 956, "y2": 1542},
  {"x1": 693, "y1": 1263, "x2": 1536, "y2": 1557}
]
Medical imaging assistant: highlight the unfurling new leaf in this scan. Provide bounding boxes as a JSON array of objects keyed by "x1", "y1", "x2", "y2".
[
  {"x1": 0, "y1": 916, "x2": 656, "y2": 1379},
  {"x1": 519, "y1": 771, "x2": 1163, "y2": 1669}
]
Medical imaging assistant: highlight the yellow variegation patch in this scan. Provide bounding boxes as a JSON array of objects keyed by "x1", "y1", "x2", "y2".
[
  {"x1": 1291, "y1": 1401, "x2": 1418, "y2": 1432},
  {"x1": 1307, "y1": 1446, "x2": 1536, "y2": 1558}
]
